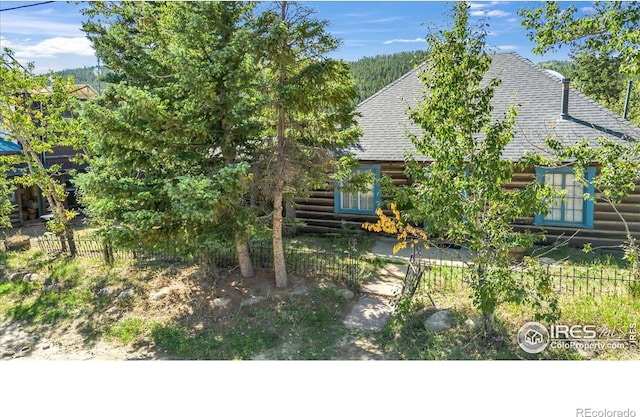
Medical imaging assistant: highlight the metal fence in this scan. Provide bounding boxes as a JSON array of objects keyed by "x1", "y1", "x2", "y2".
[
  {"x1": 36, "y1": 235, "x2": 185, "y2": 263},
  {"x1": 418, "y1": 259, "x2": 640, "y2": 298},
  {"x1": 36, "y1": 234, "x2": 363, "y2": 287}
]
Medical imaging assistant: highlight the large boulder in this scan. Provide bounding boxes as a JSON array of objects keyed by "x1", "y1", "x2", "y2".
[
  {"x1": 291, "y1": 285, "x2": 310, "y2": 296},
  {"x1": 337, "y1": 289, "x2": 355, "y2": 300},
  {"x1": 425, "y1": 310, "x2": 456, "y2": 333}
]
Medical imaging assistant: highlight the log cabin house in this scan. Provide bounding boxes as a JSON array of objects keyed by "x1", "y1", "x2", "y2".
[
  {"x1": 294, "y1": 52, "x2": 640, "y2": 249},
  {"x1": 1, "y1": 84, "x2": 97, "y2": 227}
]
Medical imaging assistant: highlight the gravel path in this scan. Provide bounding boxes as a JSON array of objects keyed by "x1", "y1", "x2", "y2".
[{"x1": 0, "y1": 319, "x2": 161, "y2": 360}]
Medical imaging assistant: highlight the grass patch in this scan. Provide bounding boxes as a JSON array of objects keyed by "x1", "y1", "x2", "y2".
[
  {"x1": 4, "y1": 249, "x2": 47, "y2": 272},
  {"x1": 0, "y1": 248, "x2": 142, "y2": 329},
  {"x1": 152, "y1": 321, "x2": 281, "y2": 360},
  {"x1": 7, "y1": 287, "x2": 94, "y2": 325},
  {"x1": 382, "y1": 271, "x2": 640, "y2": 360},
  {"x1": 529, "y1": 245, "x2": 629, "y2": 269},
  {"x1": 105, "y1": 317, "x2": 152, "y2": 344}
]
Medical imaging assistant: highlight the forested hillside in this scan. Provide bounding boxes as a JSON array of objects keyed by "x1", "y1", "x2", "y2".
[
  {"x1": 538, "y1": 60, "x2": 575, "y2": 78},
  {"x1": 349, "y1": 50, "x2": 428, "y2": 103},
  {"x1": 54, "y1": 66, "x2": 107, "y2": 92}
]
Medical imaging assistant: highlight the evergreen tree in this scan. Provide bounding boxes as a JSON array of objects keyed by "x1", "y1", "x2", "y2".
[
  {"x1": 255, "y1": 1, "x2": 360, "y2": 287},
  {"x1": 78, "y1": 1, "x2": 262, "y2": 276}
]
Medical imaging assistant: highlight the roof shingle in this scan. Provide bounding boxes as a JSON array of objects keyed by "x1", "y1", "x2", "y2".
[{"x1": 354, "y1": 52, "x2": 640, "y2": 162}]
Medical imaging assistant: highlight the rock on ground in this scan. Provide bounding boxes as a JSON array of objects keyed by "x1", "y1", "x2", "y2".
[
  {"x1": 212, "y1": 297, "x2": 231, "y2": 307},
  {"x1": 425, "y1": 310, "x2": 455, "y2": 333},
  {"x1": 291, "y1": 285, "x2": 310, "y2": 296},
  {"x1": 117, "y1": 288, "x2": 135, "y2": 300},
  {"x1": 240, "y1": 296, "x2": 265, "y2": 307},
  {"x1": 337, "y1": 289, "x2": 355, "y2": 300},
  {"x1": 97, "y1": 286, "x2": 119, "y2": 297},
  {"x1": 149, "y1": 287, "x2": 171, "y2": 301}
]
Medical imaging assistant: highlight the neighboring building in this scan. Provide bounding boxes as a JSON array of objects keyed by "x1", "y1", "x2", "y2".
[
  {"x1": 1, "y1": 84, "x2": 97, "y2": 227},
  {"x1": 295, "y1": 52, "x2": 640, "y2": 248}
]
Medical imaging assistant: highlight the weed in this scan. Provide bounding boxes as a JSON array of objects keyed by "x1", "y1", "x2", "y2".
[
  {"x1": 5, "y1": 249, "x2": 47, "y2": 271},
  {"x1": 151, "y1": 321, "x2": 281, "y2": 360},
  {"x1": 7, "y1": 287, "x2": 94, "y2": 325},
  {"x1": 105, "y1": 317, "x2": 151, "y2": 344},
  {"x1": 48, "y1": 259, "x2": 83, "y2": 286}
]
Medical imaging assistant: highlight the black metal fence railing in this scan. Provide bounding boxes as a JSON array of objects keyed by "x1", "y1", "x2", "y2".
[
  {"x1": 36, "y1": 235, "x2": 363, "y2": 287},
  {"x1": 418, "y1": 259, "x2": 640, "y2": 298}
]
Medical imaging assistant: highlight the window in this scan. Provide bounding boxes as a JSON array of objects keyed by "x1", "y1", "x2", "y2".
[
  {"x1": 334, "y1": 164, "x2": 381, "y2": 214},
  {"x1": 535, "y1": 166, "x2": 596, "y2": 228}
]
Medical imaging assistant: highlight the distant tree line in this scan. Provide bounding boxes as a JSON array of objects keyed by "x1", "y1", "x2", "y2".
[
  {"x1": 348, "y1": 50, "x2": 428, "y2": 103},
  {"x1": 54, "y1": 66, "x2": 110, "y2": 93},
  {"x1": 55, "y1": 51, "x2": 638, "y2": 126}
]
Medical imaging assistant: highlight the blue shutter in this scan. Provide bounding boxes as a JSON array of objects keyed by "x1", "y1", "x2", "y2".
[
  {"x1": 583, "y1": 166, "x2": 596, "y2": 229},
  {"x1": 535, "y1": 166, "x2": 596, "y2": 228},
  {"x1": 534, "y1": 166, "x2": 545, "y2": 226},
  {"x1": 334, "y1": 164, "x2": 381, "y2": 214}
]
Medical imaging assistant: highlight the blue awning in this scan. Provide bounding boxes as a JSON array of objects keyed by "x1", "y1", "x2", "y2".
[{"x1": 0, "y1": 136, "x2": 22, "y2": 154}]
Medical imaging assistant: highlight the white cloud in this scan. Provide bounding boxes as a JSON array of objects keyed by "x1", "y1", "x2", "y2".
[
  {"x1": 0, "y1": 16, "x2": 84, "y2": 37},
  {"x1": 581, "y1": 6, "x2": 595, "y2": 13},
  {"x1": 507, "y1": 17, "x2": 518, "y2": 23},
  {"x1": 469, "y1": 2, "x2": 500, "y2": 9},
  {"x1": 383, "y1": 37, "x2": 425, "y2": 45},
  {"x1": 360, "y1": 16, "x2": 407, "y2": 24},
  {"x1": 8, "y1": 37, "x2": 94, "y2": 59},
  {"x1": 0, "y1": 36, "x2": 15, "y2": 49},
  {"x1": 470, "y1": 9, "x2": 512, "y2": 18},
  {"x1": 496, "y1": 45, "x2": 519, "y2": 51}
]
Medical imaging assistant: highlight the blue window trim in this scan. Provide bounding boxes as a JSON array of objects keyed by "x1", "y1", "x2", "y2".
[
  {"x1": 334, "y1": 164, "x2": 381, "y2": 215},
  {"x1": 534, "y1": 166, "x2": 596, "y2": 229}
]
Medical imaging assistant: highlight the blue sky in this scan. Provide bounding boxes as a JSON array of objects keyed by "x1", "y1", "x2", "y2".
[{"x1": 0, "y1": 1, "x2": 591, "y2": 74}]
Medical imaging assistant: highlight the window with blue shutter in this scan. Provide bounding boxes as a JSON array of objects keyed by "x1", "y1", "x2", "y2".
[
  {"x1": 534, "y1": 166, "x2": 596, "y2": 228},
  {"x1": 334, "y1": 164, "x2": 381, "y2": 215}
]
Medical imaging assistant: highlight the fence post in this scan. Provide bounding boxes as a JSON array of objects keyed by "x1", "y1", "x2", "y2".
[
  {"x1": 103, "y1": 242, "x2": 113, "y2": 265},
  {"x1": 346, "y1": 237, "x2": 359, "y2": 292}
]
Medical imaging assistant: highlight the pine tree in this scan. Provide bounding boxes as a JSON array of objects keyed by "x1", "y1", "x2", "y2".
[
  {"x1": 255, "y1": 1, "x2": 360, "y2": 287},
  {"x1": 78, "y1": 2, "x2": 263, "y2": 276}
]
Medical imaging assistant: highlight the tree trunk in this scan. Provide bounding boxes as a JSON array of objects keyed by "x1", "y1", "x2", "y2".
[
  {"x1": 20, "y1": 143, "x2": 76, "y2": 256},
  {"x1": 64, "y1": 222, "x2": 77, "y2": 256},
  {"x1": 482, "y1": 311, "x2": 495, "y2": 339},
  {"x1": 272, "y1": 2, "x2": 288, "y2": 288},
  {"x1": 236, "y1": 236, "x2": 254, "y2": 278},
  {"x1": 52, "y1": 198, "x2": 76, "y2": 256},
  {"x1": 273, "y1": 188, "x2": 287, "y2": 288}
]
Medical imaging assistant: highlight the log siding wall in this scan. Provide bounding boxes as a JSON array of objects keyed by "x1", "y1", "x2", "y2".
[{"x1": 294, "y1": 161, "x2": 640, "y2": 249}]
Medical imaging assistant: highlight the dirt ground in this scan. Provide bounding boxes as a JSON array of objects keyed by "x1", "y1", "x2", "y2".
[{"x1": 0, "y1": 263, "x2": 397, "y2": 360}]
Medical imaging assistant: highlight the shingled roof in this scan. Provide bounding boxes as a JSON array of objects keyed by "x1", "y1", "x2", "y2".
[{"x1": 354, "y1": 52, "x2": 640, "y2": 162}]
